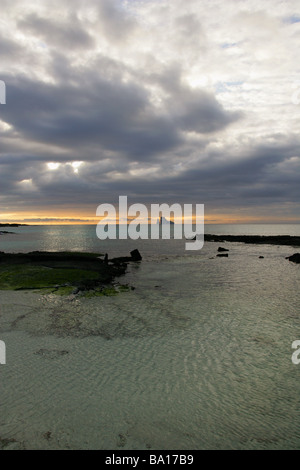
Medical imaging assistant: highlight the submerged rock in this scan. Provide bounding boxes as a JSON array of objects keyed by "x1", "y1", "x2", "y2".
[{"x1": 286, "y1": 253, "x2": 300, "y2": 264}]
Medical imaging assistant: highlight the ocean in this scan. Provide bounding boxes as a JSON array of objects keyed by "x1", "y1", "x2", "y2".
[{"x1": 0, "y1": 224, "x2": 300, "y2": 449}]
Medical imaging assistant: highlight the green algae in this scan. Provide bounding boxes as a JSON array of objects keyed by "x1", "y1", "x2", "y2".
[
  {"x1": 0, "y1": 251, "x2": 133, "y2": 296},
  {"x1": 0, "y1": 265, "x2": 100, "y2": 290},
  {"x1": 81, "y1": 284, "x2": 131, "y2": 298},
  {"x1": 53, "y1": 286, "x2": 76, "y2": 296},
  {"x1": 82, "y1": 287, "x2": 118, "y2": 298}
]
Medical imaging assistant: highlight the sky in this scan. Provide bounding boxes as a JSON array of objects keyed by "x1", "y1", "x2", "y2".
[{"x1": 0, "y1": 0, "x2": 300, "y2": 224}]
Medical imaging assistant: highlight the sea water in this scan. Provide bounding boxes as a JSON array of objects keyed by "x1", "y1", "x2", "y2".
[{"x1": 0, "y1": 225, "x2": 300, "y2": 449}]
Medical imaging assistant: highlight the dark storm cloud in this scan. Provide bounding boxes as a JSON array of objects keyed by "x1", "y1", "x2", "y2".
[
  {"x1": 1, "y1": 62, "x2": 239, "y2": 162},
  {"x1": 1, "y1": 133, "x2": 298, "y2": 214},
  {"x1": 0, "y1": 60, "x2": 297, "y2": 215},
  {"x1": 1, "y1": 75, "x2": 179, "y2": 158},
  {"x1": 1, "y1": 0, "x2": 299, "y2": 221}
]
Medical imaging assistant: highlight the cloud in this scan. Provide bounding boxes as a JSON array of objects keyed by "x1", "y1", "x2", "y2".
[
  {"x1": 18, "y1": 13, "x2": 95, "y2": 50},
  {"x1": 0, "y1": 0, "x2": 299, "y2": 222},
  {"x1": 96, "y1": 0, "x2": 137, "y2": 43},
  {"x1": 0, "y1": 34, "x2": 23, "y2": 58},
  {"x1": 22, "y1": 218, "x2": 96, "y2": 223}
]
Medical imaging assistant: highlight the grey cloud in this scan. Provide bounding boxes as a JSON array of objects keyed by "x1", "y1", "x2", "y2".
[
  {"x1": 1, "y1": 135, "x2": 299, "y2": 214},
  {"x1": 97, "y1": 0, "x2": 137, "y2": 43},
  {"x1": 1, "y1": 0, "x2": 299, "y2": 221},
  {"x1": 145, "y1": 65, "x2": 242, "y2": 133},
  {"x1": 172, "y1": 89, "x2": 242, "y2": 133},
  {"x1": 22, "y1": 218, "x2": 96, "y2": 223},
  {"x1": 18, "y1": 13, "x2": 94, "y2": 49},
  {"x1": 173, "y1": 14, "x2": 206, "y2": 54},
  {"x1": 0, "y1": 35, "x2": 23, "y2": 58},
  {"x1": 1, "y1": 65, "x2": 238, "y2": 162}
]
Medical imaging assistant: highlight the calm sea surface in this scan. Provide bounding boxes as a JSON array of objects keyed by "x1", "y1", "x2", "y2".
[
  {"x1": 1, "y1": 223, "x2": 300, "y2": 256},
  {"x1": 0, "y1": 224, "x2": 300, "y2": 449}
]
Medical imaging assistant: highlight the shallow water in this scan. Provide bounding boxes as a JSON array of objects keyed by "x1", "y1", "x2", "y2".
[{"x1": 0, "y1": 238, "x2": 300, "y2": 449}]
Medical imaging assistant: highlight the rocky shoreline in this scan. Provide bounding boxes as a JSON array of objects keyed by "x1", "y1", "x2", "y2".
[
  {"x1": 0, "y1": 223, "x2": 28, "y2": 227},
  {"x1": 204, "y1": 233, "x2": 300, "y2": 247},
  {"x1": 0, "y1": 223, "x2": 28, "y2": 236}
]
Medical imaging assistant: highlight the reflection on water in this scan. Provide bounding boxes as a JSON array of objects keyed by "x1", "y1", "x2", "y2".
[{"x1": 0, "y1": 239, "x2": 300, "y2": 449}]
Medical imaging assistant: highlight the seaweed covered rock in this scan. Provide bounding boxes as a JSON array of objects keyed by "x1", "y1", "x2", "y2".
[{"x1": 0, "y1": 251, "x2": 141, "y2": 293}]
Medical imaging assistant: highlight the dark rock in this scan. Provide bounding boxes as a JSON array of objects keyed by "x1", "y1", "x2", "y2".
[
  {"x1": 217, "y1": 247, "x2": 229, "y2": 252},
  {"x1": 217, "y1": 254, "x2": 228, "y2": 258},
  {"x1": 104, "y1": 253, "x2": 108, "y2": 265},
  {"x1": 130, "y1": 249, "x2": 142, "y2": 261},
  {"x1": 259, "y1": 256, "x2": 264, "y2": 259},
  {"x1": 286, "y1": 253, "x2": 300, "y2": 264}
]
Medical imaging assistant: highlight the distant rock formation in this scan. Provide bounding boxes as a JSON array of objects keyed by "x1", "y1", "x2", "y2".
[{"x1": 157, "y1": 216, "x2": 174, "y2": 225}]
